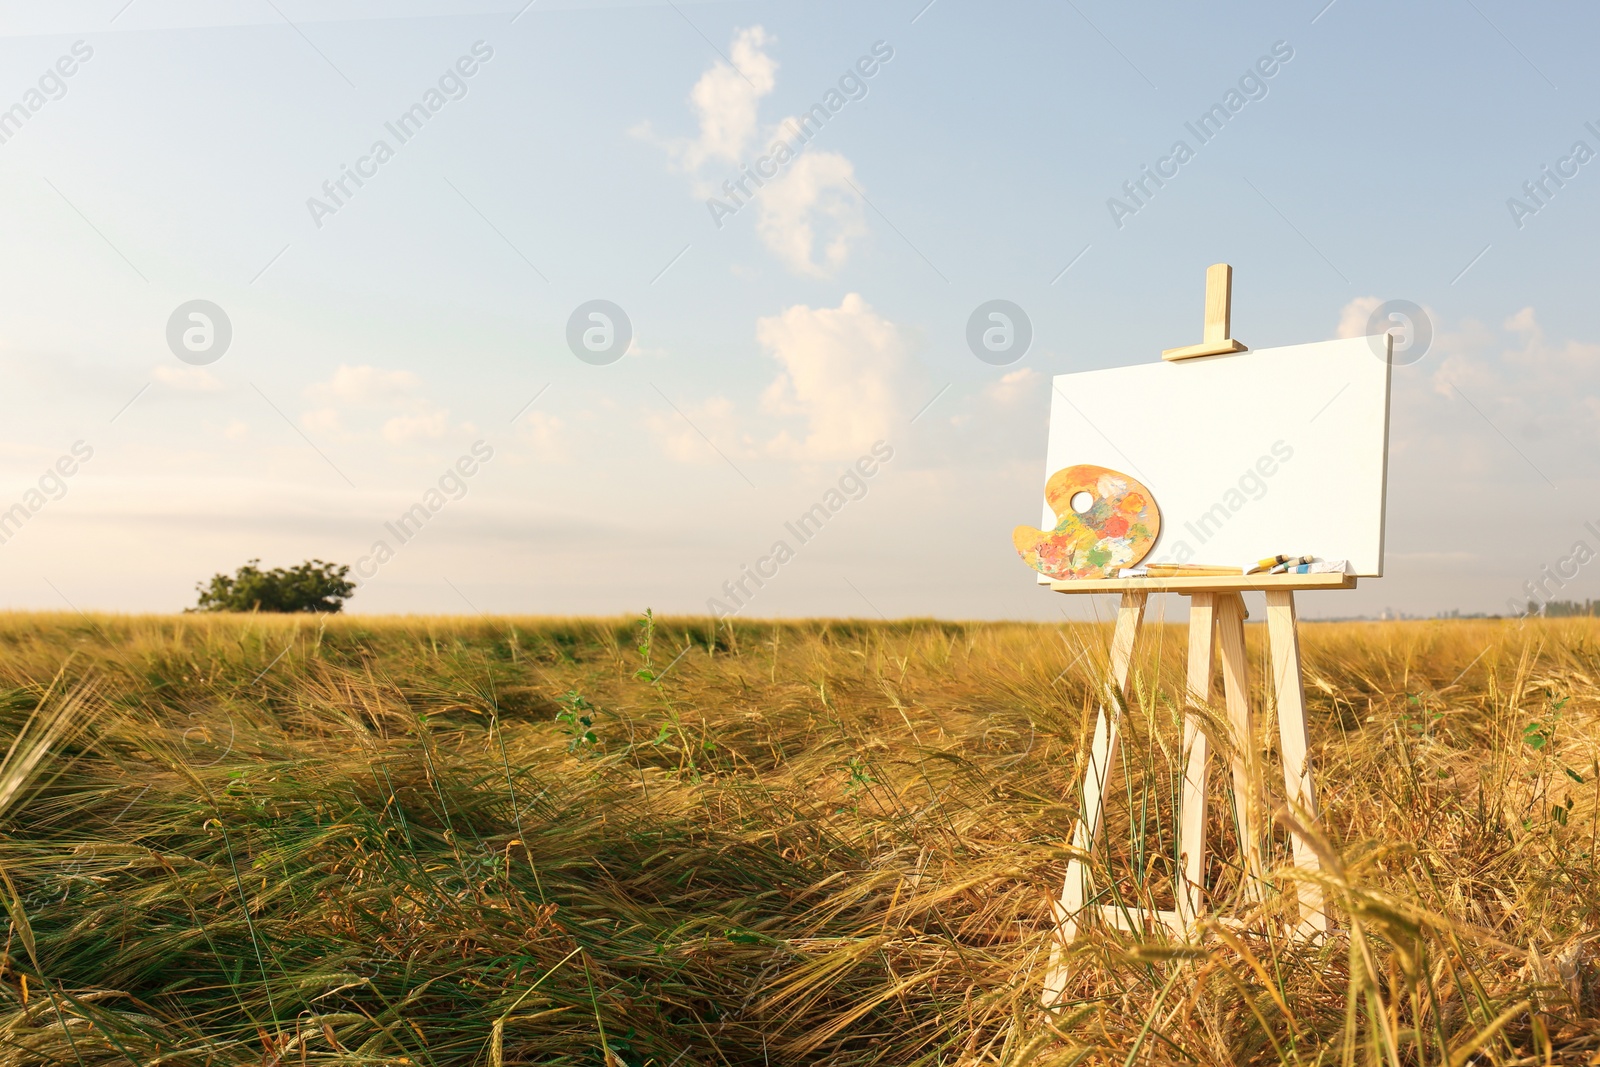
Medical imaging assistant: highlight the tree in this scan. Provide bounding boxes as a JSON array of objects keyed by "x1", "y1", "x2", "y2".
[{"x1": 191, "y1": 559, "x2": 355, "y2": 614}]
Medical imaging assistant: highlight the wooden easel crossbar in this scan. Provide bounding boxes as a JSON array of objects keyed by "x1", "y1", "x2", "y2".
[{"x1": 1041, "y1": 573, "x2": 1347, "y2": 1008}]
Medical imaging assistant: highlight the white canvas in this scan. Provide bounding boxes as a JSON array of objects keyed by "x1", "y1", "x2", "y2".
[{"x1": 1038, "y1": 335, "x2": 1393, "y2": 578}]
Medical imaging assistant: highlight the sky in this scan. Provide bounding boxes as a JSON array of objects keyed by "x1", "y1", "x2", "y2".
[{"x1": 0, "y1": 0, "x2": 1597, "y2": 621}]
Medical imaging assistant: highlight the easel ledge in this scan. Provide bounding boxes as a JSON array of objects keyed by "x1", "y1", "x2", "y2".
[{"x1": 1050, "y1": 572, "x2": 1357, "y2": 594}]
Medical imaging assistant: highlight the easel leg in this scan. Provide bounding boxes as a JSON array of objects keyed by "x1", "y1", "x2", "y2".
[
  {"x1": 1061, "y1": 590, "x2": 1147, "y2": 918},
  {"x1": 1264, "y1": 590, "x2": 1327, "y2": 935},
  {"x1": 1043, "y1": 590, "x2": 1146, "y2": 1007},
  {"x1": 1176, "y1": 593, "x2": 1217, "y2": 931},
  {"x1": 1216, "y1": 593, "x2": 1265, "y2": 902}
]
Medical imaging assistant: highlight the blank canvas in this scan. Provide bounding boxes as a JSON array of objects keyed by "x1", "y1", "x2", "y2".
[{"x1": 1038, "y1": 335, "x2": 1392, "y2": 577}]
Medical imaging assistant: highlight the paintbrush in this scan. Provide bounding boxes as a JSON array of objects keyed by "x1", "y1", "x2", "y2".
[{"x1": 1143, "y1": 563, "x2": 1245, "y2": 577}]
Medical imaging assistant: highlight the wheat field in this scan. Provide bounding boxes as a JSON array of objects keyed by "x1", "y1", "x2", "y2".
[{"x1": 0, "y1": 610, "x2": 1594, "y2": 1066}]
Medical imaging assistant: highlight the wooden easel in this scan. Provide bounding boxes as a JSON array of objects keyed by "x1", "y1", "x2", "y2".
[{"x1": 1041, "y1": 266, "x2": 1347, "y2": 1008}]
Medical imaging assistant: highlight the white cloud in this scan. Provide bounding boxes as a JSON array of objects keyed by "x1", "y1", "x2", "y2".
[
  {"x1": 382, "y1": 409, "x2": 449, "y2": 444},
  {"x1": 985, "y1": 367, "x2": 1040, "y2": 405},
  {"x1": 1334, "y1": 296, "x2": 1384, "y2": 340},
  {"x1": 1504, "y1": 306, "x2": 1537, "y2": 335},
  {"x1": 645, "y1": 395, "x2": 742, "y2": 464},
  {"x1": 637, "y1": 26, "x2": 777, "y2": 171},
  {"x1": 516, "y1": 410, "x2": 568, "y2": 462},
  {"x1": 643, "y1": 294, "x2": 911, "y2": 461},
  {"x1": 1428, "y1": 307, "x2": 1600, "y2": 413},
  {"x1": 302, "y1": 407, "x2": 342, "y2": 434},
  {"x1": 298, "y1": 364, "x2": 465, "y2": 446},
  {"x1": 1498, "y1": 305, "x2": 1600, "y2": 377},
  {"x1": 624, "y1": 338, "x2": 668, "y2": 359},
  {"x1": 758, "y1": 293, "x2": 906, "y2": 458},
  {"x1": 755, "y1": 152, "x2": 866, "y2": 277},
  {"x1": 223, "y1": 420, "x2": 248, "y2": 441},
  {"x1": 305, "y1": 364, "x2": 421, "y2": 405},
  {"x1": 1379, "y1": 306, "x2": 1600, "y2": 478},
  {"x1": 682, "y1": 27, "x2": 776, "y2": 168},
  {"x1": 153, "y1": 364, "x2": 223, "y2": 391},
  {"x1": 641, "y1": 26, "x2": 869, "y2": 277}
]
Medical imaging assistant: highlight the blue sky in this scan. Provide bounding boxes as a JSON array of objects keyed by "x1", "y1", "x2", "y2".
[{"x1": 0, "y1": 0, "x2": 1596, "y2": 620}]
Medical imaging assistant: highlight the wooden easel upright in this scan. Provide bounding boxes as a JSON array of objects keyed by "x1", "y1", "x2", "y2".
[{"x1": 1041, "y1": 266, "x2": 1344, "y2": 1009}]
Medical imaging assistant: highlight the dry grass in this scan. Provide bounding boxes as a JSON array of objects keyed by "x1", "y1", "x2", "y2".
[{"x1": 0, "y1": 609, "x2": 1594, "y2": 1066}]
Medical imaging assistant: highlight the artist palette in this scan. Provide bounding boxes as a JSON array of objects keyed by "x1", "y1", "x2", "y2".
[{"x1": 1013, "y1": 464, "x2": 1161, "y2": 580}]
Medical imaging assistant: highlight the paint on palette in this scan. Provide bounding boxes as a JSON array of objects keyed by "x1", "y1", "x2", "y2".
[{"x1": 1013, "y1": 464, "x2": 1161, "y2": 580}]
